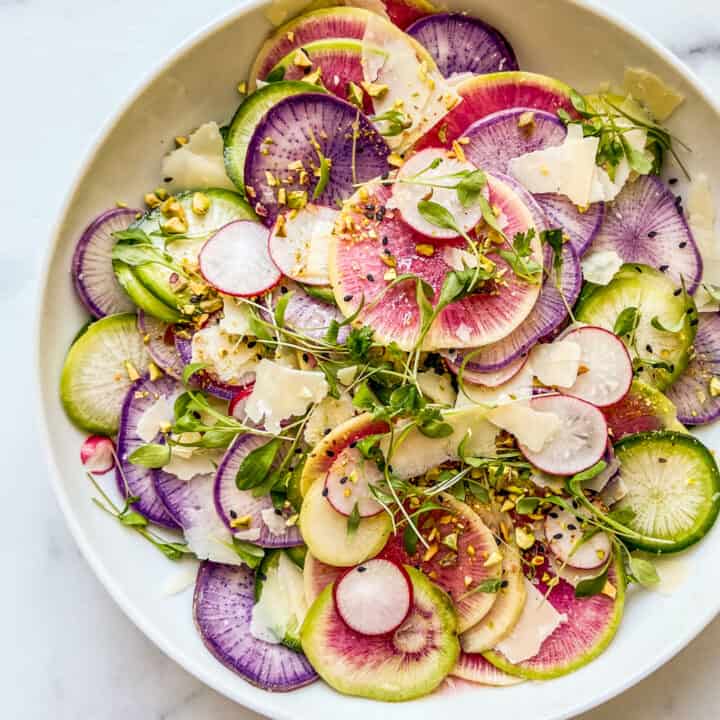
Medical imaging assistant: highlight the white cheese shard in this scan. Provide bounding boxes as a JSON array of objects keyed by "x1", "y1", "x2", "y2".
[
  {"x1": 191, "y1": 324, "x2": 259, "y2": 385},
  {"x1": 417, "y1": 371, "x2": 457, "y2": 406},
  {"x1": 160, "y1": 563, "x2": 199, "y2": 596},
  {"x1": 261, "y1": 507, "x2": 290, "y2": 536},
  {"x1": 442, "y1": 246, "x2": 479, "y2": 272},
  {"x1": 581, "y1": 249, "x2": 624, "y2": 285},
  {"x1": 337, "y1": 365, "x2": 358, "y2": 386},
  {"x1": 164, "y1": 446, "x2": 221, "y2": 481},
  {"x1": 162, "y1": 122, "x2": 235, "y2": 193},
  {"x1": 137, "y1": 395, "x2": 176, "y2": 443},
  {"x1": 234, "y1": 527, "x2": 261, "y2": 542},
  {"x1": 494, "y1": 579, "x2": 566, "y2": 663},
  {"x1": 219, "y1": 296, "x2": 253, "y2": 336},
  {"x1": 530, "y1": 339, "x2": 581, "y2": 388},
  {"x1": 245, "y1": 359, "x2": 329, "y2": 433},
  {"x1": 304, "y1": 393, "x2": 355, "y2": 445},
  {"x1": 624, "y1": 68, "x2": 685, "y2": 121},
  {"x1": 687, "y1": 174, "x2": 720, "y2": 311},
  {"x1": 487, "y1": 402, "x2": 561, "y2": 453}
]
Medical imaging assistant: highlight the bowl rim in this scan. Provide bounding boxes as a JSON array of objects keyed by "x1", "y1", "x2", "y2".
[{"x1": 35, "y1": 1, "x2": 720, "y2": 718}]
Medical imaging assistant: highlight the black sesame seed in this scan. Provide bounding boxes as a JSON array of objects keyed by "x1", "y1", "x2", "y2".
[
  {"x1": 501, "y1": 580, "x2": 509, "y2": 588},
  {"x1": 281, "y1": 285, "x2": 288, "y2": 294},
  {"x1": 648, "y1": 230, "x2": 658, "y2": 238},
  {"x1": 349, "y1": 441, "x2": 357, "y2": 448},
  {"x1": 679, "y1": 241, "x2": 687, "y2": 248},
  {"x1": 646, "y1": 344, "x2": 653, "y2": 353},
  {"x1": 257, "y1": 572, "x2": 267, "y2": 582},
  {"x1": 326, "y1": 450, "x2": 335, "y2": 457},
  {"x1": 274, "y1": 508, "x2": 282, "y2": 516},
  {"x1": 294, "y1": 447, "x2": 303, "y2": 453},
  {"x1": 549, "y1": 512, "x2": 559, "y2": 519},
  {"x1": 190, "y1": 294, "x2": 202, "y2": 303},
  {"x1": 364, "y1": 203, "x2": 375, "y2": 212},
  {"x1": 636, "y1": 366, "x2": 644, "y2": 373},
  {"x1": 669, "y1": 364, "x2": 675, "y2": 372},
  {"x1": 659, "y1": 264, "x2": 669, "y2": 272},
  {"x1": 375, "y1": 206, "x2": 386, "y2": 221},
  {"x1": 567, "y1": 523, "x2": 577, "y2": 531},
  {"x1": 229, "y1": 509, "x2": 238, "y2": 519},
  {"x1": 382, "y1": 236, "x2": 389, "y2": 246},
  {"x1": 357, "y1": 566, "x2": 367, "y2": 573},
  {"x1": 343, "y1": 294, "x2": 353, "y2": 302},
  {"x1": 659, "y1": 457, "x2": 668, "y2": 463},
  {"x1": 323, "y1": 428, "x2": 331, "y2": 436},
  {"x1": 635, "y1": 266, "x2": 642, "y2": 273},
  {"x1": 553, "y1": 533, "x2": 563, "y2": 540},
  {"x1": 247, "y1": 340, "x2": 257, "y2": 348},
  {"x1": 163, "y1": 176, "x2": 173, "y2": 183},
  {"x1": 572, "y1": 500, "x2": 579, "y2": 509},
  {"x1": 366, "y1": 273, "x2": 375, "y2": 281},
  {"x1": 340, "y1": 476, "x2": 348, "y2": 484},
  {"x1": 673, "y1": 288, "x2": 682, "y2": 296},
  {"x1": 321, "y1": 487, "x2": 329, "y2": 497},
  {"x1": 669, "y1": 178, "x2": 678, "y2": 185},
  {"x1": 302, "y1": 353, "x2": 309, "y2": 362},
  {"x1": 690, "y1": 318, "x2": 699, "y2": 326}
]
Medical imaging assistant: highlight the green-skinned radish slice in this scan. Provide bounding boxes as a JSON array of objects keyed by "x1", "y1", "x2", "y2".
[
  {"x1": 324, "y1": 447, "x2": 384, "y2": 517},
  {"x1": 113, "y1": 262, "x2": 182, "y2": 324},
  {"x1": 666, "y1": 312, "x2": 720, "y2": 425},
  {"x1": 301, "y1": 566, "x2": 459, "y2": 701},
  {"x1": 60, "y1": 313, "x2": 151, "y2": 435},
  {"x1": 588, "y1": 176, "x2": 702, "y2": 293},
  {"x1": 330, "y1": 175, "x2": 542, "y2": 351},
  {"x1": 304, "y1": 552, "x2": 344, "y2": 605},
  {"x1": 545, "y1": 507, "x2": 611, "y2": 570},
  {"x1": 452, "y1": 652, "x2": 524, "y2": 686},
  {"x1": 575, "y1": 263, "x2": 698, "y2": 391},
  {"x1": 613, "y1": 431, "x2": 720, "y2": 553},
  {"x1": 483, "y1": 554, "x2": 625, "y2": 680}
]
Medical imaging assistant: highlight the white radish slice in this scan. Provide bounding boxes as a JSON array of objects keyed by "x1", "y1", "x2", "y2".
[
  {"x1": 268, "y1": 205, "x2": 338, "y2": 285},
  {"x1": 333, "y1": 559, "x2": 413, "y2": 636},
  {"x1": 324, "y1": 447, "x2": 384, "y2": 518},
  {"x1": 80, "y1": 435, "x2": 115, "y2": 475},
  {"x1": 445, "y1": 351, "x2": 527, "y2": 388},
  {"x1": 560, "y1": 326, "x2": 633, "y2": 407},
  {"x1": 199, "y1": 220, "x2": 281, "y2": 297},
  {"x1": 391, "y1": 148, "x2": 484, "y2": 240},
  {"x1": 545, "y1": 506, "x2": 611, "y2": 569},
  {"x1": 519, "y1": 394, "x2": 608, "y2": 476}
]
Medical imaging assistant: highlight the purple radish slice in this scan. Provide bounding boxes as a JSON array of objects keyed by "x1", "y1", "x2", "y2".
[
  {"x1": 214, "y1": 435, "x2": 303, "y2": 548},
  {"x1": 137, "y1": 311, "x2": 184, "y2": 380},
  {"x1": 80, "y1": 435, "x2": 115, "y2": 475},
  {"x1": 194, "y1": 561, "x2": 318, "y2": 691},
  {"x1": 535, "y1": 192, "x2": 604, "y2": 257},
  {"x1": 545, "y1": 507, "x2": 611, "y2": 570},
  {"x1": 269, "y1": 205, "x2": 338, "y2": 285},
  {"x1": 199, "y1": 221, "x2": 281, "y2": 297},
  {"x1": 667, "y1": 312, "x2": 720, "y2": 425},
  {"x1": 519, "y1": 394, "x2": 608, "y2": 476},
  {"x1": 333, "y1": 559, "x2": 413, "y2": 635},
  {"x1": 245, "y1": 93, "x2": 390, "y2": 224},
  {"x1": 452, "y1": 652, "x2": 524, "y2": 686},
  {"x1": 324, "y1": 447, "x2": 384, "y2": 517},
  {"x1": 116, "y1": 375, "x2": 180, "y2": 529},
  {"x1": 406, "y1": 13, "x2": 517, "y2": 79},
  {"x1": 560, "y1": 326, "x2": 633, "y2": 408},
  {"x1": 588, "y1": 175, "x2": 702, "y2": 292},
  {"x1": 277, "y1": 282, "x2": 350, "y2": 343},
  {"x1": 444, "y1": 350, "x2": 527, "y2": 387},
  {"x1": 71, "y1": 207, "x2": 138, "y2": 318}
]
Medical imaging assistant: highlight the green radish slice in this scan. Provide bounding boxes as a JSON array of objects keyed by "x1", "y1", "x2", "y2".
[
  {"x1": 575, "y1": 264, "x2": 697, "y2": 391},
  {"x1": 113, "y1": 262, "x2": 182, "y2": 323},
  {"x1": 613, "y1": 430, "x2": 720, "y2": 552},
  {"x1": 299, "y1": 478, "x2": 392, "y2": 566},
  {"x1": 60, "y1": 313, "x2": 150, "y2": 434},
  {"x1": 452, "y1": 652, "x2": 524, "y2": 686},
  {"x1": 301, "y1": 567, "x2": 459, "y2": 701}
]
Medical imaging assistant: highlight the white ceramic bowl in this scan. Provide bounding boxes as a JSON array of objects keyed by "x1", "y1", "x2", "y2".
[{"x1": 37, "y1": 1, "x2": 720, "y2": 718}]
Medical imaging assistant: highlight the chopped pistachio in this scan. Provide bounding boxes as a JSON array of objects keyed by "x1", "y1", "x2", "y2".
[
  {"x1": 602, "y1": 581, "x2": 617, "y2": 599},
  {"x1": 709, "y1": 377, "x2": 720, "y2": 397},
  {"x1": 174, "y1": 135, "x2": 189, "y2": 147},
  {"x1": 415, "y1": 243, "x2": 434, "y2": 257},
  {"x1": 518, "y1": 110, "x2": 535, "y2": 128},
  {"x1": 154, "y1": 187, "x2": 169, "y2": 201},
  {"x1": 451, "y1": 140, "x2": 466, "y2": 163},
  {"x1": 229, "y1": 514, "x2": 252, "y2": 529},
  {"x1": 237, "y1": 81, "x2": 247, "y2": 95},
  {"x1": 442, "y1": 532, "x2": 458, "y2": 551},
  {"x1": 423, "y1": 543, "x2": 439, "y2": 562},
  {"x1": 483, "y1": 550, "x2": 503, "y2": 567},
  {"x1": 287, "y1": 190, "x2": 308, "y2": 209},
  {"x1": 148, "y1": 361, "x2": 164, "y2": 381},
  {"x1": 515, "y1": 526, "x2": 536, "y2": 550},
  {"x1": 361, "y1": 80, "x2": 389, "y2": 98},
  {"x1": 293, "y1": 50, "x2": 313, "y2": 69},
  {"x1": 124, "y1": 360, "x2": 141, "y2": 381},
  {"x1": 191, "y1": 191, "x2": 210, "y2": 216},
  {"x1": 304, "y1": 67, "x2": 323, "y2": 85},
  {"x1": 383, "y1": 268, "x2": 397, "y2": 281},
  {"x1": 144, "y1": 192, "x2": 161, "y2": 209},
  {"x1": 347, "y1": 81, "x2": 364, "y2": 109},
  {"x1": 161, "y1": 216, "x2": 188, "y2": 235},
  {"x1": 115, "y1": 201, "x2": 128, "y2": 208}
]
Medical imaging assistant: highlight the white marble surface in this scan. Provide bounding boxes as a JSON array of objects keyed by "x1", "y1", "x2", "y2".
[{"x1": 3, "y1": 0, "x2": 720, "y2": 718}]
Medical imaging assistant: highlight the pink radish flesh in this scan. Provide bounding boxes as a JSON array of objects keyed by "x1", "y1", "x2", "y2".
[
  {"x1": 333, "y1": 559, "x2": 413, "y2": 636},
  {"x1": 80, "y1": 435, "x2": 115, "y2": 474},
  {"x1": 520, "y1": 394, "x2": 608, "y2": 475},
  {"x1": 199, "y1": 221, "x2": 281, "y2": 297},
  {"x1": 444, "y1": 350, "x2": 527, "y2": 387},
  {"x1": 545, "y1": 506, "x2": 611, "y2": 569},
  {"x1": 324, "y1": 448, "x2": 384, "y2": 517},
  {"x1": 561, "y1": 326, "x2": 633, "y2": 407}
]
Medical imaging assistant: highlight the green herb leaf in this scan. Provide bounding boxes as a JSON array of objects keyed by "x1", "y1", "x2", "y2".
[
  {"x1": 345, "y1": 325, "x2": 374, "y2": 362},
  {"x1": 629, "y1": 556, "x2": 660, "y2": 587},
  {"x1": 575, "y1": 563, "x2": 609, "y2": 597},
  {"x1": 236, "y1": 438, "x2": 282, "y2": 490},
  {"x1": 156, "y1": 542, "x2": 191, "y2": 561},
  {"x1": 232, "y1": 539, "x2": 265, "y2": 569},
  {"x1": 417, "y1": 199, "x2": 462, "y2": 235},
  {"x1": 274, "y1": 290, "x2": 293, "y2": 327},
  {"x1": 128, "y1": 443, "x2": 170, "y2": 468},
  {"x1": 182, "y1": 362, "x2": 207, "y2": 385},
  {"x1": 541, "y1": 228, "x2": 565, "y2": 273},
  {"x1": 301, "y1": 284, "x2": 337, "y2": 305},
  {"x1": 613, "y1": 307, "x2": 640, "y2": 337},
  {"x1": 313, "y1": 152, "x2": 331, "y2": 200},
  {"x1": 456, "y1": 169, "x2": 486, "y2": 208},
  {"x1": 347, "y1": 502, "x2": 361, "y2": 535},
  {"x1": 465, "y1": 480, "x2": 490, "y2": 504},
  {"x1": 569, "y1": 89, "x2": 589, "y2": 116},
  {"x1": 403, "y1": 523, "x2": 419, "y2": 555},
  {"x1": 515, "y1": 496, "x2": 541, "y2": 515},
  {"x1": 566, "y1": 460, "x2": 608, "y2": 496},
  {"x1": 353, "y1": 381, "x2": 380, "y2": 412},
  {"x1": 119, "y1": 510, "x2": 148, "y2": 527},
  {"x1": 650, "y1": 314, "x2": 685, "y2": 333}
]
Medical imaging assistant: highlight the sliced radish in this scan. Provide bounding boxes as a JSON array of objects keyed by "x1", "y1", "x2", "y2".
[
  {"x1": 199, "y1": 220, "x2": 281, "y2": 297},
  {"x1": 445, "y1": 351, "x2": 527, "y2": 388},
  {"x1": 519, "y1": 394, "x2": 608, "y2": 476},
  {"x1": 545, "y1": 506, "x2": 611, "y2": 569},
  {"x1": 324, "y1": 447, "x2": 384, "y2": 518},
  {"x1": 333, "y1": 558, "x2": 413, "y2": 636},
  {"x1": 391, "y1": 148, "x2": 484, "y2": 240},
  {"x1": 228, "y1": 384, "x2": 254, "y2": 422},
  {"x1": 80, "y1": 435, "x2": 115, "y2": 475},
  {"x1": 560, "y1": 326, "x2": 633, "y2": 408},
  {"x1": 269, "y1": 205, "x2": 338, "y2": 285}
]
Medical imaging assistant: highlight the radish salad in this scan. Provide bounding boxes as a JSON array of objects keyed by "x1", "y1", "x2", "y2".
[{"x1": 61, "y1": 0, "x2": 720, "y2": 701}]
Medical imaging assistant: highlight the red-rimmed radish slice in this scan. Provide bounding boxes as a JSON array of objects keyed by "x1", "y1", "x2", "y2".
[
  {"x1": 136, "y1": 311, "x2": 184, "y2": 380},
  {"x1": 199, "y1": 221, "x2": 281, "y2": 297},
  {"x1": 560, "y1": 326, "x2": 633, "y2": 407},
  {"x1": 333, "y1": 559, "x2": 413, "y2": 636},
  {"x1": 324, "y1": 447, "x2": 384, "y2": 518},
  {"x1": 452, "y1": 652, "x2": 524, "y2": 686},
  {"x1": 269, "y1": 205, "x2": 338, "y2": 285},
  {"x1": 444, "y1": 351, "x2": 527, "y2": 387},
  {"x1": 588, "y1": 175, "x2": 703, "y2": 293},
  {"x1": 519, "y1": 394, "x2": 608, "y2": 476},
  {"x1": 545, "y1": 507, "x2": 611, "y2": 570},
  {"x1": 391, "y1": 148, "x2": 484, "y2": 240},
  {"x1": 80, "y1": 435, "x2": 115, "y2": 475},
  {"x1": 229, "y1": 384, "x2": 254, "y2": 422},
  {"x1": 71, "y1": 207, "x2": 139, "y2": 318}
]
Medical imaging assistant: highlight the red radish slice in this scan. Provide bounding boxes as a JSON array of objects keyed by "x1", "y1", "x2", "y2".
[
  {"x1": 80, "y1": 435, "x2": 115, "y2": 475},
  {"x1": 519, "y1": 394, "x2": 608, "y2": 476},
  {"x1": 199, "y1": 221, "x2": 281, "y2": 297},
  {"x1": 391, "y1": 148, "x2": 484, "y2": 240},
  {"x1": 444, "y1": 351, "x2": 527, "y2": 387},
  {"x1": 545, "y1": 507, "x2": 611, "y2": 570},
  {"x1": 324, "y1": 447, "x2": 384, "y2": 518},
  {"x1": 269, "y1": 205, "x2": 338, "y2": 285},
  {"x1": 229, "y1": 384, "x2": 254, "y2": 422},
  {"x1": 333, "y1": 559, "x2": 413, "y2": 636},
  {"x1": 560, "y1": 326, "x2": 632, "y2": 408}
]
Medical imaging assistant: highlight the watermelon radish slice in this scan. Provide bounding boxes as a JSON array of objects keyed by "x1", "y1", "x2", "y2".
[
  {"x1": 519, "y1": 394, "x2": 608, "y2": 476},
  {"x1": 588, "y1": 175, "x2": 702, "y2": 292},
  {"x1": 333, "y1": 559, "x2": 413, "y2": 635},
  {"x1": 444, "y1": 350, "x2": 527, "y2": 387},
  {"x1": 115, "y1": 375, "x2": 180, "y2": 529},
  {"x1": 483, "y1": 554, "x2": 625, "y2": 679},
  {"x1": 452, "y1": 652, "x2": 524, "y2": 686},
  {"x1": 194, "y1": 562, "x2": 318, "y2": 691},
  {"x1": 330, "y1": 175, "x2": 542, "y2": 351},
  {"x1": 276, "y1": 282, "x2": 349, "y2": 343},
  {"x1": 324, "y1": 447, "x2": 384, "y2": 517},
  {"x1": 301, "y1": 566, "x2": 459, "y2": 701},
  {"x1": 269, "y1": 205, "x2": 337, "y2": 285},
  {"x1": 71, "y1": 207, "x2": 138, "y2": 318},
  {"x1": 667, "y1": 312, "x2": 720, "y2": 424},
  {"x1": 214, "y1": 435, "x2": 303, "y2": 547},
  {"x1": 545, "y1": 507, "x2": 611, "y2": 570},
  {"x1": 304, "y1": 552, "x2": 344, "y2": 605},
  {"x1": 415, "y1": 71, "x2": 576, "y2": 150},
  {"x1": 245, "y1": 93, "x2": 390, "y2": 223},
  {"x1": 560, "y1": 326, "x2": 633, "y2": 408},
  {"x1": 80, "y1": 435, "x2": 115, "y2": 475},
  {"x1": 136, "y1": 311, "x2": 184, "y2": 380},
  {"x1": 382, "y1": 0, "x2": 436, "y2": 30},
  {"x1": 229, "y1": 384, "x2": 254, "y2": 423},
  {"x1": 199, "y1": 221, "x2": 281, "y2": 297},
  {"x1": 405, "y1": 13, "x2": 518, "y2": 78}
]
